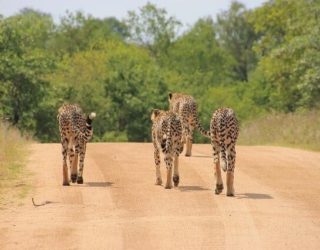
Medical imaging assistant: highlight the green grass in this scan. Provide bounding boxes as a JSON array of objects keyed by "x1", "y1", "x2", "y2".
[
  {"x1": 238, "y1": 110, "x2": 320, "y2": 151},
  {"x1": 0, "y1": 122, "x2": 31, "y2": 208}
]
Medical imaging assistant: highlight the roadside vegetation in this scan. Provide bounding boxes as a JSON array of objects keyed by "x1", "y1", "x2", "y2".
[
  {"x1": 0, "y1": 122, "x2": 30, "y2": 207},
  {"x1": 0, "y1": 0, "x2": 319, "y2": 151},
  {"x1": 239, "y1": 110, "x2": 320, "y2": 151}
]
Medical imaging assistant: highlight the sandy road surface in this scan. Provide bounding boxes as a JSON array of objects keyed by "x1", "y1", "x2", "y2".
[{"x1": 1, "y1": 143, "x2": 320, "y2": 250}]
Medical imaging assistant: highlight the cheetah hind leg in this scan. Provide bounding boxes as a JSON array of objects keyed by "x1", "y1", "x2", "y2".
[
  {"x1": 185, "y1": 137, "x2": 192, "y2": 157},
  {"x1": 77, "y1": 176, "x2": 83, "y2": 184},
  {"x1": 62, "y1": 141, "x2": 69, "y2": 186},
  {"x1": 164, "y1": 156, "x2": 173, "y2": 189},
  {"x1": 155, "y1": 177, "x2": 162, "y2": 185},
  {"x1": 154, "y1": 146, "x2": 162, "y2": 185},
  {"x1": 185, "y1": 127, "x2": 194, "y2": 157},
  {"x1": 214, "y1": 161, "x2": 224, "y2": 194},
  {"x1": 165, "y1": 167, "x2": 173, "y2": 189},
  {"x1": 70, "y1": 152, "x2": 78, "y2": 183},
  {"x1": 226, "y1": 171, "x2": 235, "y2": 197},
  {"x1": 221, "y1": 148, "x2": 227, "y2": 172},
  {"x1": 155, "y1": 165, "x2": 162, "y2": 185},
  {"x1": 215, "y1": 184, "x2": 224, "y2": 194},
  {"x1": 70, "y1": 160, "x2": 78, "y2": 183},
  {"x1": 173, "y1": 156, "x2": 180, "y2": 187},
  {"x1": 71, "y1": 174, "x2": 77, "y2": 183}
]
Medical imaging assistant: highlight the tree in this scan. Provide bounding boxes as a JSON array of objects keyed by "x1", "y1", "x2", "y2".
[
  {"x1": 248, "y1": 0, "x2": 320, "y2": 111},
  {"x1": 103, "y1": 42, "x2": 168, "y2": 141},
  {"x1": 0, "y1": 9, "x2": 55, "y2": 132},
  {"x1": 216, "y1": 1, "x2": 258, "y2": 81},
  {"x1": 125, "y1": 2, "x2": 181, "y2": 58},
  {"x1": 50, "y1": 12, "x2": 128, "y2": 54},
  {"x1": 166, "y1": 17, "x2": 235, "y2": 91},
  {"x1": 45, "y1": 45, "x2": 113, "y2": 141}
]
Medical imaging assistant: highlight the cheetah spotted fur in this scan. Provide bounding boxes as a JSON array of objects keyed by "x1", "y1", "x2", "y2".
[
  {"x1": 57, "y1": 104, "x2": 96, "y2": 186},
  {"x1": 210, "y1": 108, "x2": 239, "y2": 196},
  {"x1": 151, "y1": 109, "x2": 183, "y2": 189},
  {"x1": 168, "y1": 92, "x2": 210, "y2": 157}
]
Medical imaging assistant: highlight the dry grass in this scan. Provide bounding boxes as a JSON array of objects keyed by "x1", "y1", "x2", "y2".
[
  {"x1": 238, "y1": 110, "x2": 320, "y2": 151},
  {"x1": 0, "y1": 122, "x2": 31, "y2": 208}
]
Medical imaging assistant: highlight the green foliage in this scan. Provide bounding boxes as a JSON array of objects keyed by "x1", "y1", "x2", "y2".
[
  {"x1": 216, "y1": 2, "x2": 257, "y2": 81},
  {"x1": 0, "y1": 8, "x2": 54, "y2": 51},
  {"x1": 104, "y1": 42, "x2": 168, "y2": 141},
  {"x1": 1, "y1": 1, "x2": 319, "y2": 146},
  {"x1": 248, "y1": 0, "x2": 320, "y2": 111},
  {"x1": 46, "y1": 48, "x2": 112, "y2": 141},
  {"x1": 50, "y1": 11, "x2": 128, "y2": 54},
  {"x1": 125, "y1": 2, "x2": 181, "y2": 57},
  {"x1": 102, "y1": 131, "x2": 128, "y2": 142},
  {"x1": 0, "y1": 10, "x2": 55, "y2": 133},
  {"x1": 194, "y1": 83, "x2": 266, "y2": 143},
  {"x1": 166, "y1": 18, "x2": 235, "y2": 89}
]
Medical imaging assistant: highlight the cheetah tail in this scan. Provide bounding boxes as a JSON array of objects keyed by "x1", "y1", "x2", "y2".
[
  {"x1": 86, "y1": 112, "x2": 96, "y2": 125},
  {"x1": 89, "y1": 112, "x2": 96, "y2": 120},
  {"x1": 195, "y1": 116, "x2": 210, "y2": 138}
]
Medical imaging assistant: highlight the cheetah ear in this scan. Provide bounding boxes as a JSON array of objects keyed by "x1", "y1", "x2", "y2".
[
  {"x1": 151, "y1": 109, "x2": 160, "y2": 120},
  {"x1": 168, "y1": 92, "x2": 172, "y2": 100},
  {"x1": 153, "y1": 109, "x2": 160, "y2": 116}
]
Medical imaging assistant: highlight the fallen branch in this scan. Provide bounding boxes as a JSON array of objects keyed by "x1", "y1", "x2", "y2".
[{"x1": 32, "y1": 198, "x2": 53, "y2": 207}]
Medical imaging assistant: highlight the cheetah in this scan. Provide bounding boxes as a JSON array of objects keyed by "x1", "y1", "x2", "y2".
[
  {"x1": 210, "y1": 108, "x2": 239, "y2": 196},
  {"x1": 151, "y1": 109, "x2": 183, "y2": 189},
  {"x1": 168, "y1": 92, "x2": 210, "y2": 157},
  {"x1": 57, "y1": 104, "x2": 96, "y2": 186}
]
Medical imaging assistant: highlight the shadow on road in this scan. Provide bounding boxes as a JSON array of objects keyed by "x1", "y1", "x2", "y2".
[
  {"x1": 190, "y1": 155, "x2": 212, "y2": 159},
  {"x1": 178, "y1": 186, "x2": 210, "y2": 192},
  {"x1": 85, "y1": 182, "x2": 113, "y2": 187},
  {"x1": 236, "y1": 193, "x2": 273, "y2": 199}
]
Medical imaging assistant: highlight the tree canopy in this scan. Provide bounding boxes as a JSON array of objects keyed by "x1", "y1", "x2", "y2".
[{"x1": 1, "y1": 1, "x2": 319, "y2": 142}]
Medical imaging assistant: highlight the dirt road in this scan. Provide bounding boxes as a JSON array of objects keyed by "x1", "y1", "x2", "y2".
[{"x1": 1, "y1": 143, "x2": 320, "y2": 249}]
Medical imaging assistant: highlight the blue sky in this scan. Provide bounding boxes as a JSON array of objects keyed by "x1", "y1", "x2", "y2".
[{"x1": 0, "y1": 0, "x2": 266, "y2": 26}]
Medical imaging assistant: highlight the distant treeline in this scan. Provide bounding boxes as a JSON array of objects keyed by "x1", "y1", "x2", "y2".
[{"x1": 0, "y1": 0, "x2": 319, "y2": 142}]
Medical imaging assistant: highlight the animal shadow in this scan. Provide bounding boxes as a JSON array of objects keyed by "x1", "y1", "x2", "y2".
[
  {"x1": 85, "y1": 182, "x2": 113, "y2": 187},
  {"x1": 190, "y1": 155, "x2": 212, "y2": 159},
  {"x1": 236, "y1": 193, "x2": 273, "y2": 200},
  {"x1": 178, "y1": 185, "x2": 210, "y2": 192}
]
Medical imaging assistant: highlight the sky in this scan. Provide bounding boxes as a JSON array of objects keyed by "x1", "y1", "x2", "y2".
[{"x1": 0, "y1": 0, "x2": 266, "y2": 26}]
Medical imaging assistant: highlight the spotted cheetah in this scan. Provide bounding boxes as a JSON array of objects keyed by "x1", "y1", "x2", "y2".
[
  {"x1": 57, "y1": 104, "x2": 96, "y2": 186},
  {"x1": 151, "y1": 109, "x2": 183, "y2": 189},
  {"x1": 210, "y1": 108, "x2": 239, "y2": 196},
  {"x1": 168, "y1": 92, "x2": 210, "y2": 157}
]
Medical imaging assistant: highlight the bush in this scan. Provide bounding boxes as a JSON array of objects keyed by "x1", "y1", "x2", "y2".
[{"x1": 102, "y1": 131, "x2": 128, "y2": 142}]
